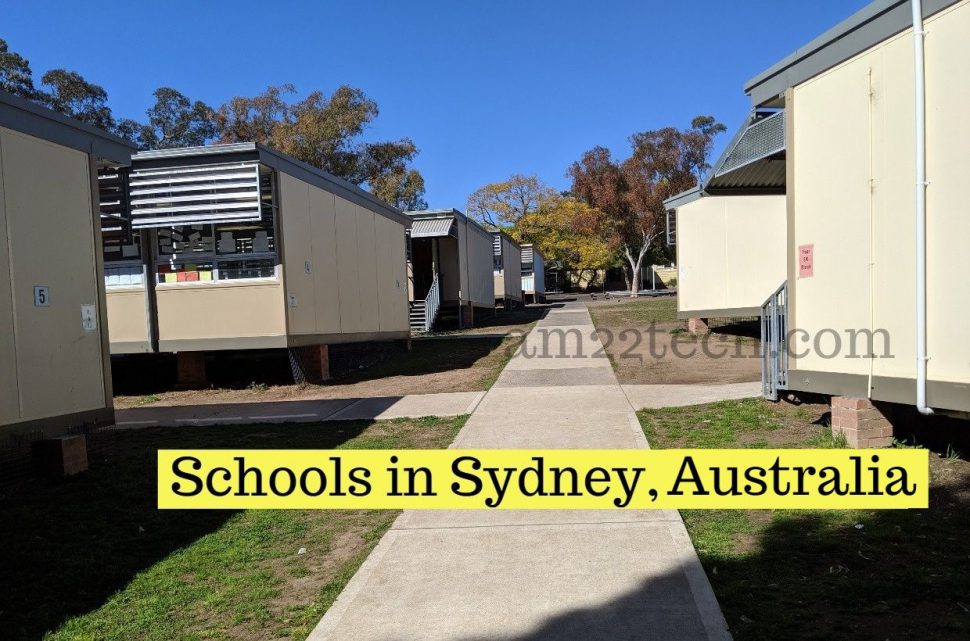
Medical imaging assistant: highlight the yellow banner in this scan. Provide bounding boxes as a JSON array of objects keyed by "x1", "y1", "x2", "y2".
[{"x1": 157, "y1": 449, "x2": 928, "y2": 510}]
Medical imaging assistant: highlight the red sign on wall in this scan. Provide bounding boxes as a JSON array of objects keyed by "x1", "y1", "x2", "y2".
[{"x1": 798, "y1": 244, "x2": 814, "y2": 278}]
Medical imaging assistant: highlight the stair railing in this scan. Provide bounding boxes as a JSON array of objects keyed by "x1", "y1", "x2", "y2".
[
  {"x1": 760, "y1": 282, "x2": 788, "y2": 401},
  {"x1": 423, "y1": 272, "x2": 441, "y2": 332}
]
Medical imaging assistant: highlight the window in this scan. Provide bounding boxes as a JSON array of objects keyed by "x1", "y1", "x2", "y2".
[
  {"x1": 521, "y1": 261, "x2": 534, "y2": 276},
  {"x1": 154, "y1": 168, "x2": 279, "y2": 284}
]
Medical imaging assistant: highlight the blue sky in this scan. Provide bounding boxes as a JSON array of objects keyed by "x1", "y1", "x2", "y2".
[{"x1": 3, "y1": 0, "x2": 868, "y2": 208}]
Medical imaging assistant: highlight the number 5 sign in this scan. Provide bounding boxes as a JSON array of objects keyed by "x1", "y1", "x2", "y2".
[{"x1": 33, "y1": 285, "x2": 50, "y2": 307}]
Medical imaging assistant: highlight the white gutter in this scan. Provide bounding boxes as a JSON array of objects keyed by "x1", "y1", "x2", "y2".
[{"x1": 912, "y1": 0, "x2": 933, "y2": 415}]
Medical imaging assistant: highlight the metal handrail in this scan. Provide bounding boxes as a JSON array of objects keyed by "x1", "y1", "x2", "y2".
[
  {"x1": 423, "y1": 272, "x2": 440, "y2": 332},
  {"x1": 761, "y1": 282, "x2": 788, "y2": 401}
]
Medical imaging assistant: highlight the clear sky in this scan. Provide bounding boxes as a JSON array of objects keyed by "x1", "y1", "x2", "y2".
[{"x1": 3, "y1": 0, "x2": 869, "y2": 209}]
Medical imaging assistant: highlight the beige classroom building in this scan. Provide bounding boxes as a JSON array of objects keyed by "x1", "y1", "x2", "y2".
[
  {"x1": 0, "y1": 90, "x2": 135, "y2": 438},
  {"x1": 747, "y1": 0, "x2": 970, "y2": 435},
  {"x1": 103, "y1": 143, "x2": 410, "y2": 383},
  {"x1": 492, "y1": 230, "x2": 522, "y2": 308},
  {"x1": 405, "y1": 209, "x2": 495, "y2": 332}
]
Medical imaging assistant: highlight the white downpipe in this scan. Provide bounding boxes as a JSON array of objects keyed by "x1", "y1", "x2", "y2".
[{"x1": 912, "y1": 0, "x2": 933, "y2": 415}]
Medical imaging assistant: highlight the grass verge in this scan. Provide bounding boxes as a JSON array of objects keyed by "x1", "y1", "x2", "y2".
[
  {"x1": 638, "y1": 398, "x2": 970, "y2": 640},
  {"x1": 0, "y1": 415, "x2": 466, "y2": 641}
]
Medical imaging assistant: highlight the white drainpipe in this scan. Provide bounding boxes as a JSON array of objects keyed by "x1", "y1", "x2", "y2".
[{"x1": 912, "y1": 0, "x2": 933, "y2": 415}]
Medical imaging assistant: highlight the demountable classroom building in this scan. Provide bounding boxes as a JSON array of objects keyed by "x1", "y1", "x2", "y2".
[
  {"x1": 0, "y1": 90, "x2": 134, "y2": 444},
  {"x1": 520, "y1": 243, "x2": 546, "y2": 303},
  {"x1": 405, "y1": 209, "x2": 494, "y2": 332},
  {"x1": 664, "y1": 109, "x2": 787, "y2": 334},
  {"x1": 102, "y1": 143, "x2": 410, "y2": 385},
  {"x1": 492, "y1": 230, "x2": 522, "y2": 308},
  {"x1": 749, "y1": 0, "x2": 970, "y2": 442}
]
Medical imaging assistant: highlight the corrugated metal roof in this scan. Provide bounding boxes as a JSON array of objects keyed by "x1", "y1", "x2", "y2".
[
  {"x1": 410, "y1": 217, "x2": 455, "y2": 238},
  {"x1": 704, "y1": 111, "x2": 786, "y2": 194}
]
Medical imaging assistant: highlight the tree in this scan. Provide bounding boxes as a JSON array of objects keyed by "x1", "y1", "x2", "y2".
[
  {"x1": 0, "y1": 38, "x2": 39, "y2": 100},
  {"x1": 40, "y1": 69, "x2": 115, "y2": 131},
  {"x1": 513, "y1": 195, "x2": 613, "y2": 281},
  {"x1": 216, "y1": 84, "x2": 427, "y2": 209},
  {"x1": 466, "y1": 174, "x2": 556, "y2": 229},
  {"x1": 359, "y1": 139, "x2": 428, "y2": 210},
  {"x1": 140, "y1": 87, "x2": 217, "y2": 149},
  {"x1": 569, "y1": 116, "x2": 725, "y2": 297},
  {"x1": 215, "y1": 84, "x2": 292, "y2": 146}
]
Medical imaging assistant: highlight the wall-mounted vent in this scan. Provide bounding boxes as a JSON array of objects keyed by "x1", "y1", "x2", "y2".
[{"x1": 128, "y1": 161, "x2": 262, "y2": 228}]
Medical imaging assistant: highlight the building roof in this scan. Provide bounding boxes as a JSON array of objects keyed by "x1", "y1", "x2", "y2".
[
  {"x1": 0, "y1": 90, "x2": 135, "y2": 165},
  {"x1": 133, "y1": 143, "x2": 408, "y2": 226},
  {"x1": 745, "y1": 0, "x2": 960, "y2": 107},
  {"x1": 404, "y1": 208, "x2": 494, "y2": 240},
  {"x1": 663, "y1": 187, "x2": 704, "y2": 211},
  {"x1": 662, "y1": 109, "x2": 786, "y2": 210}
]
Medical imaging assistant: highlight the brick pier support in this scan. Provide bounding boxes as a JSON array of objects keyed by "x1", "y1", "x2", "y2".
[
  {"x1": 831, "y1": 396, "x2": 895, "y2": 448},
  {"x1": 290, "y1": 344, "x2": 331, "y2": 383},
  {"x1": 687, "y1": 317, "x2": 709, "y2": 335},
  {"x1": 176, "y1": 351, "x2": 208, "y2": 389}
]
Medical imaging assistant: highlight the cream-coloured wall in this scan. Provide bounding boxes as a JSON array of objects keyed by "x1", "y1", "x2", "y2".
[
  {"x1": 0, "y1": 126, "x2": 108, "y2": 427},
  {"x1": 789, "y1": 1, "x2": 970, "y2": 390},
  {"x1": 676, "y1": 195, "x2": 786, "y2": 315},
  {"x1": 156, "y1": 281, "x2": 286, "y2": 343},
  {"x1": 278, "y1": 172, "x2": 408, "y2": 338},
  {"x1": 106, "y1": 288, "x2": 150, "y2": 350},
  {"x1": 462, "y1": 221, "x2": 496, "y2": 307}
]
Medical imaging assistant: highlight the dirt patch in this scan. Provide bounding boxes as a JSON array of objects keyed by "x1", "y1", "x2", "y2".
[
  {"x1": 115, "y1": 335, "x2": 522, "y2": 409},
  {"x1": 585, "y1": 295, "x2": 759, "y2": 385},
  {"x1": 597, "y1": 322, "x2": 760, "y2": 385}
]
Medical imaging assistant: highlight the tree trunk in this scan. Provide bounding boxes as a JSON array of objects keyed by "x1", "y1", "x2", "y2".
[{"x1": 625, "y1": 240, "x2": 651, "y2": 298}]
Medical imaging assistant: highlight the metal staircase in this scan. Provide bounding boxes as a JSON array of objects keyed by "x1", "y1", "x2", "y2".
[
  {"x1": 409, "y1": 273, "x2": 441, "y2": 333},
  {"x1": 760, "y1": 282, "x2": 788, "y2": 401}
]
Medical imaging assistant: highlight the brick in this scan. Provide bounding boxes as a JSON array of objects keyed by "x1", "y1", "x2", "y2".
[
  {"x1": 829, "y1": 396, "x2": 895, "y2": 448},
  {"x1": 295, "y1": 344, "x2": 330, "y2": 383}
]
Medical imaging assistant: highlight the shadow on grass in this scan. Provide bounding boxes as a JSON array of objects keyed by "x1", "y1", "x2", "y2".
[
  {"x1": 457, "y1": 475, "x2": 970, "y2": 641},
  {"x1": 698, "y1": 475, "x2": 970, "y2": 640},
  {"x1": 0, "y1": 421, "x2": 374, "y2": 641},
  {"x1": 338, "y1": 336, "x2": 512, "y2": 384}
]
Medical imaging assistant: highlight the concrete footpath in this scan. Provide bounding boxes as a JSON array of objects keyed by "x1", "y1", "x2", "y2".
[
  {"x1": 309, "y1": 301, "x2": 730, "y2": 640},
  {"x1": 112, "y1": 391, "x2": 485, "y2": 428}
]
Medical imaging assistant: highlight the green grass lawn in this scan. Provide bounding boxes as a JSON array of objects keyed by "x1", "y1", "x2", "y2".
[
  {"x1": 0, "y1": 416, "x2": 466, "y2": 641},
  {"x1": 586, "y1": 296, "x2": 679, "y2": 327},
  {"x1": 639, "y1": 399, "x2": 970, "y2": 640}
]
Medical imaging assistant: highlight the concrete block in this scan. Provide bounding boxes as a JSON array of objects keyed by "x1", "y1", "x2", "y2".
[{"x1": 33, "y1": 434, "x2": 88, "y2": 476}]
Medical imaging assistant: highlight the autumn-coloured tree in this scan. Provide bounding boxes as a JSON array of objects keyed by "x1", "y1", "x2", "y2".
[
  {"x1": 215, "y1": 84, "x2": 427, "y2": 209},
  {"x1": 569, "y1": 116, "x2": 726, "y2": 297},
  {"x1": 513, "y1": 195, "x2": 613, "y2": 281},
  {"x1": 466, "y1": 174, "x2": 556, "y2": 229}
]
